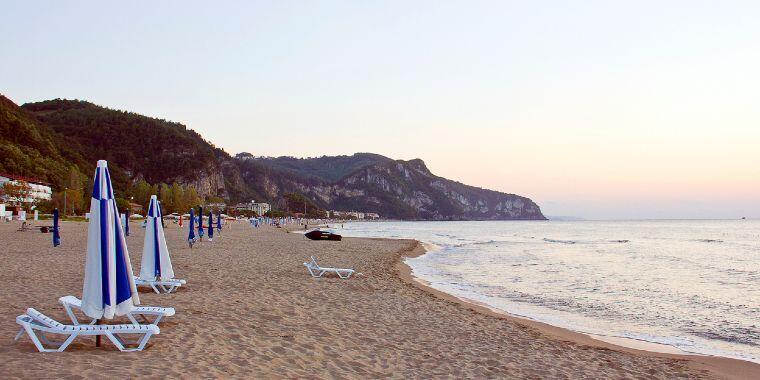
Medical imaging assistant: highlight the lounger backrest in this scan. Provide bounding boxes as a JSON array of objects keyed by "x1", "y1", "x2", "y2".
[
  {"x1": 26, "y1": 308, "x2": 65, "y2": 328},
  {"x1": 59, "y1": 295, "x2": 83, "y2": 309}
]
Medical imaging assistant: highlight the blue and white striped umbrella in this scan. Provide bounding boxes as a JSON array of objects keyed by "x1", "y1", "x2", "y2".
[
  {"x1": 81, "y1": 160, "x2": 139, "y2": 319},
  {"x1": 140, "y1": 195, "x2": 175, "y2": 281}
]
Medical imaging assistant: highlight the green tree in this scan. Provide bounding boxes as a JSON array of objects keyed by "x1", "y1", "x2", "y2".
[
  {"x1": 66, "y1": 165, "x2": 85, "y2": 214},
  {"x1": 133, "y1": 179, "x2": 151, "y2": 208},
  {"x1": 171, "y1": 183, "x2": 185, "y2": 213},
  {"x1": 183, "y1": 186, "x2": 200, "y2": 212},
  {"x1": 159, "y1": 183, "x2": 172, "y2": 212}
]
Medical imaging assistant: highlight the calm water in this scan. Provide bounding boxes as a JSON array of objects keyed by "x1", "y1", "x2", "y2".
[{"x1": 340, "y1": 220, "x2": 760, "y2": 363}]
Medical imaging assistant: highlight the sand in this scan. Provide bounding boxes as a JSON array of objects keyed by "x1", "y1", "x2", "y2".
[{"x1": 1, "y1": 221, "x2": 758, "y2": 379}]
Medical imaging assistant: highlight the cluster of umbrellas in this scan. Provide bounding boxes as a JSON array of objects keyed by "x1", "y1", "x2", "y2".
[{"x1": 187, "y1": 206, "x2": 223, "y2": 248}]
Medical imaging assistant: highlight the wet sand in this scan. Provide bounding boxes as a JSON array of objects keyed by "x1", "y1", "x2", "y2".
[{"x1": 1, "y1": 221, "x2": 757, "y2": 378}]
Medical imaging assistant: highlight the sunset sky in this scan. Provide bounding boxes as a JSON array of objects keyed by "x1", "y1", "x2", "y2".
[{"x1": 2, "y1": 1, "x2": 759, "y2": 219}]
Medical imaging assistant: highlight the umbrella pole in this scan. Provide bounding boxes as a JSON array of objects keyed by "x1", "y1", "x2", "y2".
[{"x1": 96, "y1": 319, "x2": 102, "y2": 347}]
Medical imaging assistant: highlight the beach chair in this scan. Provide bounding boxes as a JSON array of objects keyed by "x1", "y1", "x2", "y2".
[
  {"x1": 303, "y1": 256, "x2": 355, "y2": 279},
  {"x1": 133, "y1": 276, "x2": 187, "y2": 294},
  {"x1": 58, "y1": 296, "x2": 175, "y2": 326},
  {"x1": 14, "y1": 308, "x2": 159, "y2": 352}
]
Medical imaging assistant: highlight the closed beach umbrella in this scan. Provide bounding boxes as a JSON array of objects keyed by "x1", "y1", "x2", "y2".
[
  {"x1": 216, "y1": 212, "x2": 222, "y2": 232},
  {"x1": 140, "y1": 195, "x2": 175, "y2": 281},
  {"x1": 188, "y1": 208, "x2": 196, "y2": 247},
  {"x1": 52, "y1": 208, "x2": 61, "y2": 247},
  {"x1": 81, "y1": 160, "x2": 139, "y2": 320},
  {"x1": 198, "y1": 206, "x2": 204, "y2": 240},
  {"x1": 125, "y1": 208, "x2": 130, "y2": 236},
  {"x1": 208, "y1": 211, "x2": 214, "y2": 240}
]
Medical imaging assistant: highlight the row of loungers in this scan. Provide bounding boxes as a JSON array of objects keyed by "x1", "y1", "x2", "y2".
[{"x1": 16, "y1": 257, "x2": 354, "y2": 352}]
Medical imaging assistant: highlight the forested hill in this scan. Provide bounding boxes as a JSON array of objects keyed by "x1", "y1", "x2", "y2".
[
  {"x1": 1, "y1": 95, "x2": 545, "y2": 220},
  {"x1": 21, "y1": 98, "x2": 245, "y2": 198},
  {"x1": 0, "y1": 95, "x2": 79, "y2": 187}
]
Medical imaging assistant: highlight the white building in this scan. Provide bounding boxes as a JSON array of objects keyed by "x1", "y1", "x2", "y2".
[
  {"x1": 0, "y1": 174, "x2": 53, "y2": 203},
  {"x1": 234, "y1": 200, "x2": 271, "y2": 216}
]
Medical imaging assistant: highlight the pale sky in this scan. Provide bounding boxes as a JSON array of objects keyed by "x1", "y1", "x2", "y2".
[{"x1": 2, "y1": 1, "x2": 759, "y2": 219}]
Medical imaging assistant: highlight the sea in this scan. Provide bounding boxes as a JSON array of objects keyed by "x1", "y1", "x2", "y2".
[{"x1": 339, "y1": 220, "x2": 760, "y2": 363}]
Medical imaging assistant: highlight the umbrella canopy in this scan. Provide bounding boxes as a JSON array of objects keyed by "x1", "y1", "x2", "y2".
[
  {"x1": 81, "y1": 160, "x2": 139, "y2": 320},
  {"x1": 198, "y1": 206, "x2": 204, "y2": 238},
  {"x1": 216, "y1": 212, "x2": 222, "y2": 231},
  {"x1": 140, "y1": 195, "x2": 175, "y2": 281},
  {"x1": 125, "y1": 209, "x2": 130, "y2": 236},
  {"x1": 188, "y1": 208, "x2": 196, "y2": 244},
  {"x1": 208, "y1": 211, "x2": 214, "y2": 239},
  {"x1": 53, "y1": 208, "x2": 61, "y2": 247}
]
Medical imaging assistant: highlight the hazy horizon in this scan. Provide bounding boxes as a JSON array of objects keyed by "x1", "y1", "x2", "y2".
[{"x1": 3, "y1": 1, "x2": 759, "y2": 219}]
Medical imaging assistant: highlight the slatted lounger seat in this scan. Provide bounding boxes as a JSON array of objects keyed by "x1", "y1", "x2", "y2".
[
  {"x1": 133, "y1": 276, "x2": 187, "y2": 294},
  {"x1": 58, "y1": 296, "x2": 175, "y2": 326},
  {"x1": 15, "y1": 308, "x2": 159, "y2": 352},
  {"x1": 303, "y1": 256, "x2": 356, "y2": 279}
]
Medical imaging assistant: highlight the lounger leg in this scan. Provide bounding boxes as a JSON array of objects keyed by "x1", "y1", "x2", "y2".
[
  {"x1": 136, "y1": 332, "x2": 153, "y2": 351},
  {"x1": 22, "y1": 325, "x2": 49, "y2": 352},
  {"x1": 63, "y1": 304, "x2": 80, "y2": 325},
  {"x1": 14, "y1": 328, "x2": 25, "y2": 341},
  {"x1": 108, "y1": 332, "x2": 152, "y2": 352},
  {"x1": 127, "y1": 314, "x2": 139, "y2": 325},
  {"x1": 105, "y1": 332, "x2": 127, "y2": 351},
  {"x1": 57, "y1": 333, "x2": 78, "y2": 352},
  {"x1": 150, "y1": 284, "x2": 160, "y2": 294}
]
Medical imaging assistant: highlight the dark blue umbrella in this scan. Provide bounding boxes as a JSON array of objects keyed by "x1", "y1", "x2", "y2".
[
  {"x1": 125, "y1": 208, "x2": 130, "y2": 236},
  {"x1": 198, "y1": 206, "x2": 204, "y2": 240},
  {"x1": 208, "y1": 211, "x2": 214, "y2": 240},
  {"x1": 216, "y1": 212, "x2": 222, "y2": 232},
  {"x1": 188, "y1": 208, "x2": 196, "y2": 247},
  {"x1": 53, "y1": 208, "x2": 61, "y2": 247}
]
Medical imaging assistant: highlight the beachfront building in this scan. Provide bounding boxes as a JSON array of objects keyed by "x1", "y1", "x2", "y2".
[
  {"x1": 329, "y1": 210, "x2": 378, "y2": 220},
  {"x1": 233, "y1": 200, "x2": 271, "y2": 216},
  {"x1": 206, "y1": 201, "x2": 227, "y2": 211},
  {"x1": 0, "y1": 173, "x2": 53, "y2": 204}
]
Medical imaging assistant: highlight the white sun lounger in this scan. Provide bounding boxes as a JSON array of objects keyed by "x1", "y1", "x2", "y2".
[
  {"x1": 14, "y1": 308, "x2": 159, "y2": 352},
  {"x1": 134, "y1": 276, "x2": 187, "y2": 294},
  {"x1": 303, "y1": 256, "x2": 355, "y2": 279},
  {"x1": 58, "y1": 296, "x2": 175, "y2": 326}
]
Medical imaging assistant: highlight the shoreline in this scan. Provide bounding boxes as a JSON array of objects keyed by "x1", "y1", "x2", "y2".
[{"x1": 394, "y1": 239, "x2": 760, "y2": 380}]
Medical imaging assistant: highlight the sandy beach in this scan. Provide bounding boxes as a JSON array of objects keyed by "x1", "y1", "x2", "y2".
[{"x1": 1, "y1": 221, "x2": 758, "y2": 379}]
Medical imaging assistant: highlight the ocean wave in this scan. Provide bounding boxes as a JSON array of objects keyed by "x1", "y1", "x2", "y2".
[{"x1": 543, "y1": 238, "x2": 577, "y2": 244}]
